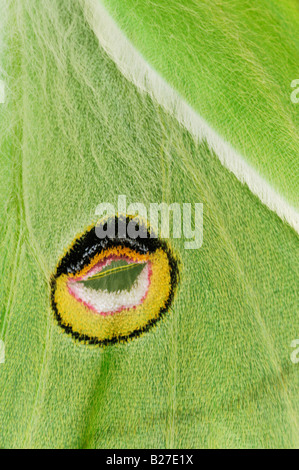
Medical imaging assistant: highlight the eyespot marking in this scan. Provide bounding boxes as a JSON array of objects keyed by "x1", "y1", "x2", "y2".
[{"x1": 51, "y1": 217, "x2": 179, "y2": 345}]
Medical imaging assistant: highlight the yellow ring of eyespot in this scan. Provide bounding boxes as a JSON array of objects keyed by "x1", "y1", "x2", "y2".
[{"x1": 54, "y1": 245, "x2": 172, "y2": 342}]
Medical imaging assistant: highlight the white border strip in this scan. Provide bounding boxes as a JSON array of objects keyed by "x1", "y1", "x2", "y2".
[{"x1": 84, "y1": 0, "x2": 299, "y2": 234}]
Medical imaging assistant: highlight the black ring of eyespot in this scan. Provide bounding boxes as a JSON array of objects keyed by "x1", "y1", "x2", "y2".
[{"x1": 50, "y1": 216, "x2": 180, "y2": 346}]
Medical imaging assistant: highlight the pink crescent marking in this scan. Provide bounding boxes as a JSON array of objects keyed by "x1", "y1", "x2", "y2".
[{"x1": 67, "y1": 258, "x2": 152, "y2": 316}]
